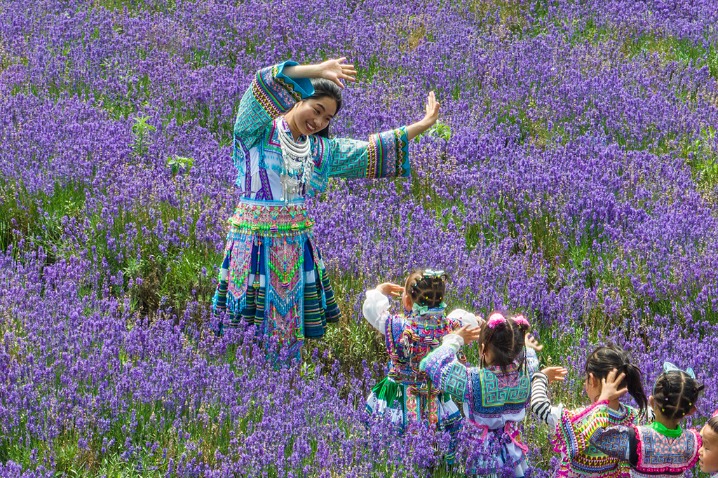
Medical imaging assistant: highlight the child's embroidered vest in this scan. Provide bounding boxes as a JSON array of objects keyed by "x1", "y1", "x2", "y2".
[
  {"x1": 555, "y1": 404, "x2": 639, "y2": 478},
  {"x1": 384, "y1": 311, "x2": 459, "y2": 385},
  {"x1": 631, "y1": 426, "x2": 700, "y2": 477}
]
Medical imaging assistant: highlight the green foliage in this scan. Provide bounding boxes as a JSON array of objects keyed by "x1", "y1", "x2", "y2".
[
  {"x1": 131, "y1": 115, "x2": 156, "y2": 157},
  {"x1": 166, "y1": 155, "x2": 195, "y2": 176}
]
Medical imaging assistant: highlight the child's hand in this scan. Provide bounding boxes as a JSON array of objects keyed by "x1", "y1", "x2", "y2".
[
  {"x1": 598, "y1": 369, "x2": 628, "y2": 402},
  {"x1": 377, "y1": 282, "x2": 403, "y2": 298},
  {"x1": 525, "y1": 333, "x2": 543, "y2": 352},
  {"x1": 453, "y1": 325, "x2": 482, "y2": 346},
  {"x1": 541, "y1": 366, "x2": 568, "y2": 383}
]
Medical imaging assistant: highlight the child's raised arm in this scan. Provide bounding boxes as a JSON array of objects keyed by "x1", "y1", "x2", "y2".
[
  {"x1": 362, "y1": 283, "x2": 403, "y2": 335},
  {"x1": 530, "y1": 367, "x2": 568, "y2": 428}
]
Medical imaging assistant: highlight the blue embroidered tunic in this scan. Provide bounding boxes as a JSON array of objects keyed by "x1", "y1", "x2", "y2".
[
  {"x1": 212, "y1": 61, "x2": 410, "y2": 358},
  {"x1": 420, "y1": 339, "x2": 539, "y2": 476}
]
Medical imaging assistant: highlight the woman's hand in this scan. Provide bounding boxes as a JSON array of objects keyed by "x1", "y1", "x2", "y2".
[
  {"x1": 541, "y1": 366, "x2": 569, "y2": 383},
  {"x1": 453, "y1": 325, "x2": 482, "y2": 347},
  {"x1": 318, "y1": 57, "x2": 357, "y2": 88},
  {"x1": 376, "y1": 282, "x2": 403, "y2": 298},
  {"x1": 422, "y1": 91, "x2": 440, "y2": 127},
  {"x1": 598, "y1": 369, "x2": 628, "y2": 403},
  {"x1": 406, "y1": 91, "x2": 441, "y2": 140}
]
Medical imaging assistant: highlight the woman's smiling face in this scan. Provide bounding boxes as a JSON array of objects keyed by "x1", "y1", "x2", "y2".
[{"x1": 290, "y1": 97, "x2": 337, "y2": 136}]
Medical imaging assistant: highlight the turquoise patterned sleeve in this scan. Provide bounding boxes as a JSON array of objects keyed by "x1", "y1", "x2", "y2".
[
  {"x1": 590, "y1": 424, "x2": 634, "y2": 461},
  {"x1": 326, "y1": 127, "x2": 410, "y2": 179},
  {"x1": 233, "y1": 61, "x2": 314, "y2": 151},
  {"x1": 420, "y1": 344, "x2": 469, "y2": 402}
]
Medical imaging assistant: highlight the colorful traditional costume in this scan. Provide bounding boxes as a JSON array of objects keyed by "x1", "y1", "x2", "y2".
[
  {"x1": 419, "y1": 329, "x2": 539, "y2": 476},
  {"x1": 588, "y1": 405, "x2": 701, "y2": 478},
  {"x1": 531, "y1": 372, "x2": 642, "y2": 478},
  {"x1": 362, "y1": 288, "x2": 479, "y2": 463},
  {"x1": 212, "y1": 62, "x2": 410, "y2": 358}
]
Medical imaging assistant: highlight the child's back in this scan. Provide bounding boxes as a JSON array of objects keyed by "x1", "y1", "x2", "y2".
[
  {"x1": 421, "y1": 313, "x2": 539, "y2": 476},
  {"x1": 589, "y1": 366, "x2": 704, "y2": 478},
  {"x1": 531, "y1": 345, "x2": 648, "y2": 478}
]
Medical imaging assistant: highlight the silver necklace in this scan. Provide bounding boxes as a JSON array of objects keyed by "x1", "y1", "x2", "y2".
[{"x1": 278, "y1": 119, "x2": 314, "y2": 201}]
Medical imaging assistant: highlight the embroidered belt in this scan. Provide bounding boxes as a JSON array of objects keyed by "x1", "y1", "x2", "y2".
[
  {"x1": 229, "y1": 199, "x2": 314, "y2": 237},
  {"x1": 468, "y1": 420, "x2": 529, "y2": 454}
]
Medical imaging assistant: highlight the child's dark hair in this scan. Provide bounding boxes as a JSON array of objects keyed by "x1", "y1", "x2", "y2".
[
  {"x1": 652, "y1": 371, "x2": 704, "y2": 420},
  {"x1": 308, "y1": 78, "x2": 342, "y2": 138},
  {"x1": 405, "y1": 269, "x2": 447, "y2": 308},
  {"x1": 478, "y1": 313, "x2": 529, "y2": 372},
  {"x1": 707, "y1": 414, "x2": 718, "y2": 434},
  {"x1": 585, "y1": 345, "x2": 648, "y2": 414}
]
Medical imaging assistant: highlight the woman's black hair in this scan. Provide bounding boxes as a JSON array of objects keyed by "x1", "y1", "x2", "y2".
[
  {"x1": 478, "y1": 313, "x2": 529, "y2": 373},
  {"x1": 308, "y1": 78, "x2": 342, "y2": 138},
  {"x1": 652, "y1": 371, "x2": 704, "y2": 421},
  {"x1": 585, "y1": 345, "x2": 649, "y2": 415}
]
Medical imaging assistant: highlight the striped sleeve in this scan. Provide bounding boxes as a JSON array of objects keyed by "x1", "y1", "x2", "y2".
[{"x1": 531, "y1": 372, "x2": 562, "y2": 429}]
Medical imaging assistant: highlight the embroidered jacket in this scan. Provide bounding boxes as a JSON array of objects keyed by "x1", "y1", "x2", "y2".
[
  {"x1": 589, "y1": 403, "x2": 701, "y2": 478},
  {"x1": 531, "y1": 373, "x2": 641, "y2": 478}
]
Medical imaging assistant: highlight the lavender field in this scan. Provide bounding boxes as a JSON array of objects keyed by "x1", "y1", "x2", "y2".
[{"x1": 1, "y1": 0, "x2": 718, "y2": 476}]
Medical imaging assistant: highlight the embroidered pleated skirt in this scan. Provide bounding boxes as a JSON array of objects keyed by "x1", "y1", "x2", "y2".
[
  {"x1": 212, "y1": 199, "x2": 341, "y2": 358},
  {"x1": 365, "y1": 377, "x2": 463, "y2": 464}
]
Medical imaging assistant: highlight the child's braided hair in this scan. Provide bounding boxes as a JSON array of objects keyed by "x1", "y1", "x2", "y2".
[
  {"x1": 652, "y1": 371, "x2": 703, "y2": 420},
  {"x1": 405, "y1": 269, "x2": 447, "y2": 309}
]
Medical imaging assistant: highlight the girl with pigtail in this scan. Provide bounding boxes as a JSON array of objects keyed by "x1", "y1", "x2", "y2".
[
  {"x1": 362, "y1": 269, "x2": 481, "y2": 464},
  {"x1": 530, "y1": 344, "x2": 649, "y2": 478},
  {"x1": 419, "y1": 312, "x2": 542, "y2": 476},
  {"x1": 589, "y1": 364, "x2": 704, "y2": 477},
  {"x1": 699, "y1": 410, "x2": 718, "y2": 476}
]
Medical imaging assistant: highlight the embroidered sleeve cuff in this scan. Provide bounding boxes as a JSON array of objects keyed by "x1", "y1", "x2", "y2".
[{"x1": 366, "y1": 127, "x2": 410, "y2": 179}]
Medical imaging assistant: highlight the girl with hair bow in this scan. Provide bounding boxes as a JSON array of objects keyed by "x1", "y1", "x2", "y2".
[
  {"x1": 362, "y1": 269, "x2": 480, "y2": 466},
  {"x1": 588, "y1": 362, "x2": 704, "y2": 478}
]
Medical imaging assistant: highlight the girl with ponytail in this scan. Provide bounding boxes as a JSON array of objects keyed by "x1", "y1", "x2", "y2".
[
  {"x1": 420, "y1": 312, "x2": 543, "y2": 476},
  {"x1": 530, "y1": 344, "x2": 648, "y2": 478},
  {"x1": 589, "y1": 364, "x2": 704, "y2": 477}
]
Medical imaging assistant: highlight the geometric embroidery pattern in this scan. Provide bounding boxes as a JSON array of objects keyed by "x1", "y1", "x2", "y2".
[
  {"x1": 226, "y1": 234, "x2": 255, "y2": 299},
  {"x1": 469, "y1": 367, "x2": 530, "y2": 414},
  {"x1": 443, "y1": 362, "x2": 468, "y2": 399},
  {"x1": 635, "y1": 426, "x2": 700, "y2": 473}
]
